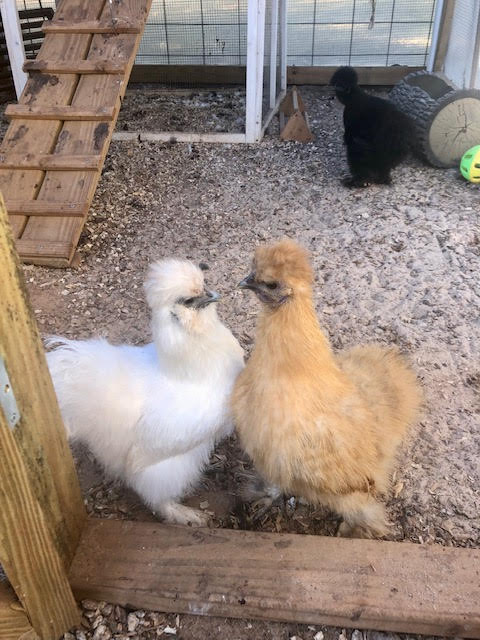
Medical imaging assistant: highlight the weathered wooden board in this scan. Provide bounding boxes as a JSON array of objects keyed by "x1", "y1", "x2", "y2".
[
  {"x1": 0, "y1": 0, "x2": 152, "y2": 266},
  {"x1": 5, "y1": 200, "x2": 87, "y2": 216},
  {"x1": 0, "y1": 582, "x2": 39, "y2": 640},
  {"x1": 24, "y1": 59, "x2": 126, "y2": 74},
  {"x1": 128, "y1": 64, "x2": 422, "y2": 86},
  {"x1": 5, "y1": 104, "x2": 115, "y2": 120},
  {"x1": 43, "y1": 19, "x2": 141, "y2": 34},
  {"x1": 0, "y1": 194, "x2": 83, "y2": 638},
  {"x1": 0, "y1": 153, "x2": 101, "y2": 170},
  {"x1": 70, "y1": 519, "x2": 480, "y2": 638}
]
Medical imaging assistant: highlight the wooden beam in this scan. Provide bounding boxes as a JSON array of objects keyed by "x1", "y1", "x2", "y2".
[
  {"x1": 0, "y1": 583, "x2": 39, "y2": 640},
  {"x1": 287, "y1": 66, "x2": 424, "y2": 85},
  {"x1": 5, "y1": 104, "x2": 115, "y2": 121},
  {"x1": 0, "y1": 192, "x2": 86, "y2": 568},
  {"x1": 112, "y1": 131, "x2": 247, "y2": 143},
  {"x1": 23, "y1": 59, "x2": 126, "y2": 74},
  {"x1": 4, "y1": 201, "x2": 87, "y2": 217},
  {"x1": 70, "y1": 519, "x2": 480, "y2": 638},
  {"x1": 42, "y1": 19, "x2": 141, "y2": 34},
  {"x1": 129, "y1": 64, "x2": 423, "y2": 87},
  {"x1": 129, "y1": 64, "x2": 247, "y2": 85},
  {"x1": 0, "y1": 154, "x2": 101, "y2": 170}
]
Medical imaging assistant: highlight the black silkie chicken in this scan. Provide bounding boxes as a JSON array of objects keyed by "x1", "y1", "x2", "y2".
[{"x1": 330, "y1": 66, "x2": 413, "y2": 187}]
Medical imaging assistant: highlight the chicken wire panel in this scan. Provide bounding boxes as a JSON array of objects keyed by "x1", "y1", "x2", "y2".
[
  {"x1": 136, "y1": 0, "x2": 437, "y2": 68},
  {"x1": 287, "y1": 0, "x2": 437, "y2": 66},
  {"x1": 137, "y1": 0, "x2": 248, "y2": 65},
  {"x1": 135, "y1": 0, "x2": 249, "y2": 136}
]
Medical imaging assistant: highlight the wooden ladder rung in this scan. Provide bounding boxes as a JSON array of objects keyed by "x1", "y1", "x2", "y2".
[
  {"x1": 0, "y1": 154, "x2": 101, "y2": 170},
  {"x1": 5, "y1": 200, "x2": 88, "y2": 217},
  {"x1": 23, "y1": 60, "x2": 127, "y2": 75},
  {"x1": 15, "y1": 238, "x2": 74, "y2": 259},
  {"x1": 5, "y1": 104, "x2": 115, "y2": 121},
  {"x1": 42, "y1": 19, "x2": 141, "y2": 34}
]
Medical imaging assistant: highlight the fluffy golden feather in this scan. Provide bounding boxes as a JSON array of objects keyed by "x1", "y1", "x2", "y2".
[{"x1": 232, "y1": 239, "x2": 422, "y2": 537}]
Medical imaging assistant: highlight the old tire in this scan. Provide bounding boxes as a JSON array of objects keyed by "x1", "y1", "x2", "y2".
[{"x1": 389, "y1": 71, "x2": 480, "y2": 168}]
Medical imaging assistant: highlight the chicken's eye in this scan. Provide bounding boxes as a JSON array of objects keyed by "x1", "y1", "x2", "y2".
[
  {"x1": 182, "y1": 297, "x2": 196, "y2": 307},
  {"x1": 265, "y1": 282, "x2": 278, "y2": 290}
]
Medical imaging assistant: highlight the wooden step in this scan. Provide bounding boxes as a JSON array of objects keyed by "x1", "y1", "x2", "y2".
[
  {"x1": 23, "y1": 60, "x2": 127, "y2": 75},
  {"x1": 42, "y1": 19, "x2": 141, "y2": 34},
  {"x1": 0, "y1": 154, "x2": 101, "y2": 170},
  {"x1": 15, "y1": 238, "x2": 74, "y2": 259},
  {"x1": 5, "y1": 201, "x2": 88, "y2": 217},
  {"x1": 69, "y1": 519, "x2": 480, "y2": 638},
  {"x1": 5, "y1": 104, "x2": 115, "y2": 121}
]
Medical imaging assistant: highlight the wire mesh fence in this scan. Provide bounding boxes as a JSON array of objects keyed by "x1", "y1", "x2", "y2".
[
  {"x1": 137, "y1": 0, "x2": 437, "y2": 67},
  {"x1": 13, "y1": 0, "x2": 437, "y2": 68}
]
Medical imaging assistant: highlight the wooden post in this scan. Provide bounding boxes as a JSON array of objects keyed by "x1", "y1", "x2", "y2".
[
  {"x1": 0, "y1": 0, "x2": 28, "y2": 98},
  {"x1": 432, "y1": 0, "x2": 456, "y2": 72},
  {"x1": 0, "y1": 192, "x2": 85, "y2": 638},
  {"x1": 245, "y1": 0, "x2": 266, "y2": 142}
]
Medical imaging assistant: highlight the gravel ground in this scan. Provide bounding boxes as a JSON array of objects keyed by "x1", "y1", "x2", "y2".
[{"x1": 5, "y1": 85, "x2": 479, "y2": 639}]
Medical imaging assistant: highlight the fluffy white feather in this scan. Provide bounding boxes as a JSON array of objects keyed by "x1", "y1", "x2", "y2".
[{"x1": 46, "y1": 259, "x2": 244, "y2": 525}]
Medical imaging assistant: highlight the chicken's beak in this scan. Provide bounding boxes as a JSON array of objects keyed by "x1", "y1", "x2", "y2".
[
  {"x1": 238, "y1": 272, "x2": 257, "y2": 291},
  {"x1": 194, "y1": 289, "x2": 220, "y2": 309}
]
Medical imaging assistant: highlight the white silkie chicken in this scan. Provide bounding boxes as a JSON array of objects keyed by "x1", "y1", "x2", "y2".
[{"x1": 46, "y1": 259, "x2": 244, "y2": 526}]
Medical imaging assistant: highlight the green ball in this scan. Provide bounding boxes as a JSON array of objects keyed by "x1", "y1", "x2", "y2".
[{"x1": 460, "y1": 145, "x2": 480, "y2": 183}]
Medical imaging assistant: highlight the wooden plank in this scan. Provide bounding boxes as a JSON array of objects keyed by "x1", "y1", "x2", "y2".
[
  {"x1": 70, "y1": 519, "x2": 480, "y2": 638},
  {"x1": 5, "y1": 200, "x2": 87, "y2": 217},
  {"x1": 111, "y1": 131, "x2": 247, "y2": 143},
  {"x1": 0, "y1": 194, "x2": 82, "y2": 638},
  {"x1": 287, "y1": 65, "x2": 424, "y2": 85},
  {"x1": 129, "y1": 63, "x2": 248, "y2": 85},
  {"x1": 0, "y1": 583, "x2": 39, "y2": 640},
  {"x1": 0, "y1": 192, "x2": 86, "y2": 566},
  {"x1": 5, "y1": 104, "x2": 115, "y2": 121},
  {"x1": 19, "y1": 0, "x2": 153, "y2": 265},
  {"x1": 43, "y1": 19, "x2": 141, "y2": 34},
  {"x1": 433, "y1": 0, "x2": 457, "y2": 72},
  {"x1": 0, "y1": 154, "x2": 101, "y2": 170},
  {"x1": 0, "y1": 0, "x2": 107, "y2": 240},
  {"x1": 24, "y1": 59, "x2": 127, "y2": 74},
  {"x1": 18, "y1": 8, "x2": 54, "y2": 20},
  {"x1": 280, "y1": 110, "x2": 314, "y2": 143},
  {"x1": 129, "y1": 64, "x2": 424, "y2": 87},
  {"x1": 280, "y1": 86, "x2": 306, "y2": 116},
  {"x1": 0, "y1": 408, "x2": 80, "y2": 639},
  {"x1": 15, "y1": 238, "x2": 73, "y2": 258}
]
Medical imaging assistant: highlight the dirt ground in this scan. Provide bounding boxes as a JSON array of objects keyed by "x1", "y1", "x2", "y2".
[{"x1": 7, "y1": 85, "x2": 480, "y2": 639}]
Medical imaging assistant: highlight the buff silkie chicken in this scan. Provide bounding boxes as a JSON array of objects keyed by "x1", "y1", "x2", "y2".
[
  {"x1": 232, "y1": 239, "x2": 421, "y2": 538},
  {"x1": 47, "y1": 259, "x2": 244, "y2": 526}
]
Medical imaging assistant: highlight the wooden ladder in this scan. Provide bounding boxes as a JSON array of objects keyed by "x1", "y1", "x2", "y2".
[{"x1": 0, "y1": 0, "x2": 152, "y2": 267}]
